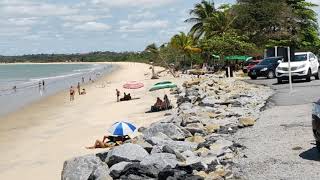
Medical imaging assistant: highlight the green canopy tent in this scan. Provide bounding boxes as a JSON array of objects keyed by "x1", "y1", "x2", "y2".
[
  {"x1": 225, "y1": 55, "x2": 252, "y2": 61},
  {"x1": 149, "y1": 81, "x2": 177, "y2": 91}
]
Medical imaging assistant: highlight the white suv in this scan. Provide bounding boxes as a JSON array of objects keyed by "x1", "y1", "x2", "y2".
[{"x1": 276, "y1": 52, "x2": 320, "y2": 83}]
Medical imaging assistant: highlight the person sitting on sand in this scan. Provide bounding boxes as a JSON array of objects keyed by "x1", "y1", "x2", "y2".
[
  {"x1": 162, "y1": 94, "x2": 171, "y2": 110},
  {"x1": 116, "y1": 89, "x2": 120, "y2": 102},
  {"x1": 86, "y1": 135, "x2": 130, "y2": 149},
  {"x1": 151, "y1": 97, "x2": 163, "y2": 112},
  {"x1": 80, "y1": 88, "x2": 86, "y2": 95},
  {"x1": 120, "y1": 92, "x2": 132, "y2": 101}
]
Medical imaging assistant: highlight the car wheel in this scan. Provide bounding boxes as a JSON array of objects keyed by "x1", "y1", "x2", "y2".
[
  {"x1": 267, "y1": 71, "x2": 275, "y2": 79},
  {"x1": 317, "y1": 141, "x2": 320, "y2": 152},
  {"x1": 306, "y1": 69, "x2": 312, "y2": 82},
  {"x1": 315, "y1": 68, "x2": 320, "y2": 80},
  {"x1": 250, "y1": 76, "x2": 257, "y2": 80},
  {"x1": 277, "y1": 78, "x2": 283, "y2": 84}
]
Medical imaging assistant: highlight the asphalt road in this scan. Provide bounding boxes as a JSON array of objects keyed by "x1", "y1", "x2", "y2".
[
  {"x1": 244, "y1": 77, "x2": 320, "y2": 106},
  {"x1": 234, "y1": 77, "x2": 320, "y2": 179}
]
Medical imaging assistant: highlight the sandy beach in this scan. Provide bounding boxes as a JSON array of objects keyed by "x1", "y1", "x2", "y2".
[{"x1": 0, "y1": 62, "x2": 184, "y2": 180}]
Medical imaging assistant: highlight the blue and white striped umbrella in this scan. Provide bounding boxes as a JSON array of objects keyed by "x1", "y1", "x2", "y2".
[{"x1": 108, "y1": 121, "x2": 137, "y2": 136}]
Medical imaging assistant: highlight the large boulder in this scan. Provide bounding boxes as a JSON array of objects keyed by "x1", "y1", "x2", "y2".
[
  {"x1": 105, "y1": 143, "x2": 149, "y2": 166},
  {"x1": 61, "y1": 154, "x2": 111, "y2": 180},
  {"x1": 209, "y1": 139, "x2": 233, "y2": 157},
  {"x1": 109, "y1": 162, "x2": 131, "y2": 179},
  {"x1": 146, "y1": 136, "x2": 198, "y2": 152},
  {"x1": 143, "y1": 123, "x2": 186, "y2": 140},
  {"x1": 200, "y1": 97, "x2": 222, "y2": 107},
  {"x1": 140, "y1": 153, "x2": 178, "y2": 171},
  {"x1": 117, "y1": 162, "x2": 160, "y2": 179}
]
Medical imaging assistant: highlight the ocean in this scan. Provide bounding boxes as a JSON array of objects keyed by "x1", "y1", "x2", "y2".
[{"x1": 0, "y1": 63, "x2": 115, "y2": 117}]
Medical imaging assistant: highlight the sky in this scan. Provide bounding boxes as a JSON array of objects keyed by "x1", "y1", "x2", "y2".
[{"x1": 0, "y1": 0, "x2": 319, "y2": 56}]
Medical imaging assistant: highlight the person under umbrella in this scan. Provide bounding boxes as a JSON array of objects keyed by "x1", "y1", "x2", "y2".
[{"x1": 86, "y1": 121, "x2": 136, "y2": 149}]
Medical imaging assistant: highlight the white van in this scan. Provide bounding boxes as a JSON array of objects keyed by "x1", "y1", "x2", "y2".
[{"x1": 276, "y1": 52, "x2": 320, "y2": 83}]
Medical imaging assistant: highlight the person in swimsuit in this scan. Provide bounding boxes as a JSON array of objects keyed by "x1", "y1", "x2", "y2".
[
  {"x1": 77, "y1": 82, "x2": 81, "y2": 95},
  {"x1": 70, "y1": 86, "x2": 75, "y2": 101},
  {"x1": 86, "y1": 135, "x2": 130, "y2": 149},
  {"x1": 116, "y1": 89, "x2": 120, "y2": 102}
]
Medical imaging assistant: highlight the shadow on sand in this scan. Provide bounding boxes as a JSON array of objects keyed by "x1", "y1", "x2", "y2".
[{"x1": 299, "y1": 147, "x2": 320, "y2": 162}]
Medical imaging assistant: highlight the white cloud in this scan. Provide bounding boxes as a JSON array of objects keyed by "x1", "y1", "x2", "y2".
[
  {"x1": 74, "y1": 22, "x2": 111, "y2": 31},
  {"x1": 120, "y1": 20, "x2": 168, "y2": 32},
  {"x1": 91, "y1": 0, "x2": 177, "y2": 8},
  {"x1": 7, "y1": 17, "x2": 39, "y2": 26},
  {"x1": 62, "y1": 14, "x2": 111, "y2": 23},
  {"x1": 0, "y1": 2, "x2": 78, "y2": 17},
  {"x1": 128, "y1": 11, "x2": 155, "y2": 20}
]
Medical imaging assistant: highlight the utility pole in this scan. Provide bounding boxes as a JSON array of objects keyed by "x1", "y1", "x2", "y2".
[{"x1": 287, "y1": 47, "x2": 293, "y2": 93}]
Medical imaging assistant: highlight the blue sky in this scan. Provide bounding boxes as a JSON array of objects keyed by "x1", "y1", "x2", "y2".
[{"x1": 0, "y1": 0, "x2": 318, "y2": 56}]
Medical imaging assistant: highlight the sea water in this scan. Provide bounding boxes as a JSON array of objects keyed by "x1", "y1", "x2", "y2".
[{"x1": 0, "y1": 63, "x2": 115, "y2": 117}]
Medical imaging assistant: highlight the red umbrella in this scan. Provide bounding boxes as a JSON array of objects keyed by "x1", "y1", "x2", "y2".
[{"x1": 123, "y1": 81, "x2": 144, "y2": 89}]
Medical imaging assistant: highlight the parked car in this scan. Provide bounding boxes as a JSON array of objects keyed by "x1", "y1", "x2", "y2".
[
  {"x1": 312, "y1": 100, "x2": 320, "y2": 151},
  {"x1": 243, "y1": 60, "x2": 262, "y2": 73},
  {"x1": 248, "y1": 57, "x2": 283, "y2": 79},
  {"x1": 276, "y1": 52, "x2": 320, "y2": 83}
]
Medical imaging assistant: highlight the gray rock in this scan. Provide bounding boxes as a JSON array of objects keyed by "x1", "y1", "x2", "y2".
[
  {"x1": 105, "y1": 143, "x2": 149, "y2": 166},
  {"x1": 150, "y1": 145, "x2": 163, "y2": 154},
  {"x1": 141, "y1": 153, "x2": 178, "y2": 170},
  {"x1": 109, "y1": 162, "x2": 131, "y2": 178},
  {"x1": 146, "y1": 136, "x2": 198, "y2": 152},
  {"x1": 162, "y1": 145, "x2": 186, "y2": 162},
  {"x1": 143, "y1": 123, "x2": 186, "y2": 140},
  {"x1": 209, "y1": 139, "x2": 233, "y2": 157},
  {"x1": 135, "y1": 140, "x2": 153, "y2": 153},
  {"x1": 61, "y1": 154, "x2": 111, "y2": 180},
  {"x1": 117, "y1": 162, "x2": 159, "y2": 179},
  {"x1": 200, "y1": 97, "x2": 221, "y2": 107}
]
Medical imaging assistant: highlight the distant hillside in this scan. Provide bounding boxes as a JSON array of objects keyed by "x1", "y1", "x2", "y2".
[{"x1": 0, "y1": 51, "x2": 152, "y2": 63}]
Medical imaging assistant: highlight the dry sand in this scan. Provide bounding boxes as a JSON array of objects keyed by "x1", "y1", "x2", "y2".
[{"x1": 0, "y1": 62, "x2": 185, "y2": 180}]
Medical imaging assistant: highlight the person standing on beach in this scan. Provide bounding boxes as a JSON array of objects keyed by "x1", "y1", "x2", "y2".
[
  {"x1": 116, "y1": 89, "x2": 120, "y2": 102},
  {"x1": 70, "y1": 86, "x2": 75, "y2": 101},
  {"x1": 42, "y1": 80, "x2": 45, "y2": 87},
  {"x1": 82, "y1": 77, "x2": 85, "y2": 83},
  {"x1": 77, "y1": 82, "x2": 81, "y2": 95}
]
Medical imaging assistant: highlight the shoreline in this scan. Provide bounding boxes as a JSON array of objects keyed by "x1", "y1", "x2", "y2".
[
  {"x1": 0, "y1": 62, "x2": 182, "y2": 179},
  {"x1": 0, "y1": 62, "x2": 117, "y2": 119}
]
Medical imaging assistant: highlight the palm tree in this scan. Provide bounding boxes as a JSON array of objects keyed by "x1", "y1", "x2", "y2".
[
  {"x1": 185, "y1": 0, "x2": 216, "y2": 39},
  {"x1": 170, "y1": 32, "x2": 201, "y2": 68},
  {"x1": 203, "y1": 9, "x2": 237, "y2": 37}
]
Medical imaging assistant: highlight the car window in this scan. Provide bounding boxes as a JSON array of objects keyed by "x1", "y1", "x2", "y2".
[
  {"x1": 259, "y1": 58, "x2": 277, "y2": 65},
  {"x1": 291, "y1": 54, "x2": 308, "y2": 62},
  {"x1": 310, "y1": 53, "x2": 316, "y2": 60}
]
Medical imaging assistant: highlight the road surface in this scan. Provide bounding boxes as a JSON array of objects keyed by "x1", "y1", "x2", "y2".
[{"x1": 234, "y1": 77, "x2": 320, "y2": 179}]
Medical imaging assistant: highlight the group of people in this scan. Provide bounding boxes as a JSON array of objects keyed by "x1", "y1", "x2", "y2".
[
  {"x1": 116, "y1": 89, "x2": 132, "y2": 102},
  {"x1": 151, "y1": 94, "x2": 172, "y2": 112},
  {"x1": 70, "y1": 81, "x2": 86, "y2": 101}
]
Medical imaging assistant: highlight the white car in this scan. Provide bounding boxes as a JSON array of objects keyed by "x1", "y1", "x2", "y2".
[{"x1": 276, "y1": 52, "x2": 320, "y2": 83}]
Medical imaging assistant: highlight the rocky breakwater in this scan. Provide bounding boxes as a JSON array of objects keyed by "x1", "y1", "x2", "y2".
[{"x1": 61, "y1": 76, "x2": 273, "y2": 180}]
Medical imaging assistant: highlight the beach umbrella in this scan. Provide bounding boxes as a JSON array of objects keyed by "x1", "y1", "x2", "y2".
[
  {"x1": 123, "y1": 81, "x2": 144, "y2": 89},
  {"x1": 108, "y1": 121, "x2": 137, "y2": 136},
  {"x1": 149, "y1": 81, "x2": 177, "y2": 91}
]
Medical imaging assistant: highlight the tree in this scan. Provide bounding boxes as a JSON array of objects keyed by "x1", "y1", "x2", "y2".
[
  {"x1": 185, "y1": 0, "x2": 217, "y2": 39},
  {"x1": 170, "y1": 32, "x2": 201, "y2": 68}
]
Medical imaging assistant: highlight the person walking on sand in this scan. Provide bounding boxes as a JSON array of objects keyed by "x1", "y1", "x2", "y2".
[
  {"x1": 116, "y1": 89, "x2": 120, "y2": 102},
  {"x1": 70, "y1": 86, "x2": 75, "y2": 101},
  {"x1": 77, "y1": 82, "x2": 81, "y2": 95}
]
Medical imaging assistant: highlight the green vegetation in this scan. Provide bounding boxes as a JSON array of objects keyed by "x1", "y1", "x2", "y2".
[{"x1": 0, "y1": 0, "x2": 319, "y2": 65}]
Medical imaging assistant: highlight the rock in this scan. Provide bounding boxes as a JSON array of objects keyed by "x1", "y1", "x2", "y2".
[
  {"x1": 239, "y1": 117, "x2": 256, "y2": 127},
  {"x1": 209, "y1": 140, "x2": 233, "y2": 157},
  {"x1": 105, "y1": 143, "x2": 149, "y2": 166},
  {"x1": 162, "y1": 145, "x2": 186, "y2": 162},
  {"x1": 185, "y1": 125, "x2": 206, "y2": 136},
  {"x1": 158, "y1": 167, "x2": 204, "y2": 180},
  {"x1": 205, "y1": 124, "x2": 220, "y2": 133},
  {"x1": 135, "y1": 140, "x2": 153, "y2": 153},
  {"x1": 109, "y1": 162, "x2": 131, "y2": 179},
  {"x1": 186, "y1": 136, "x2": 205, "y2": 143},
  {"x1": 138, "y1": 127, "x2": 147, "y2": 133},
  {"x1": 200, "y1": 97, "x2": 222, "y2": 107},
  {"x1": 143, "y1": 123, "x2": 186, "y2": 140},
  {"x1": 116, "y1": 162, "x2": 159, "y2": 179},
  {"x1": 194, "y1": 147, "x2": 210, "y2": 157},
  {"x1": 180, "y1": 151, "x2": 208, "y2": 171},
  {"x1": 61, "y1": 154, "x2": 111, "y2": 180},
  {"x1": 141, "y1": 153, "x2": 178, "y2": 170},
  {"x1": 146, "y1": 136, "x2": 198, "y2": 152},
  {"x1": 150, "y1": 145, "x2": 163, "y2": 154}
]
